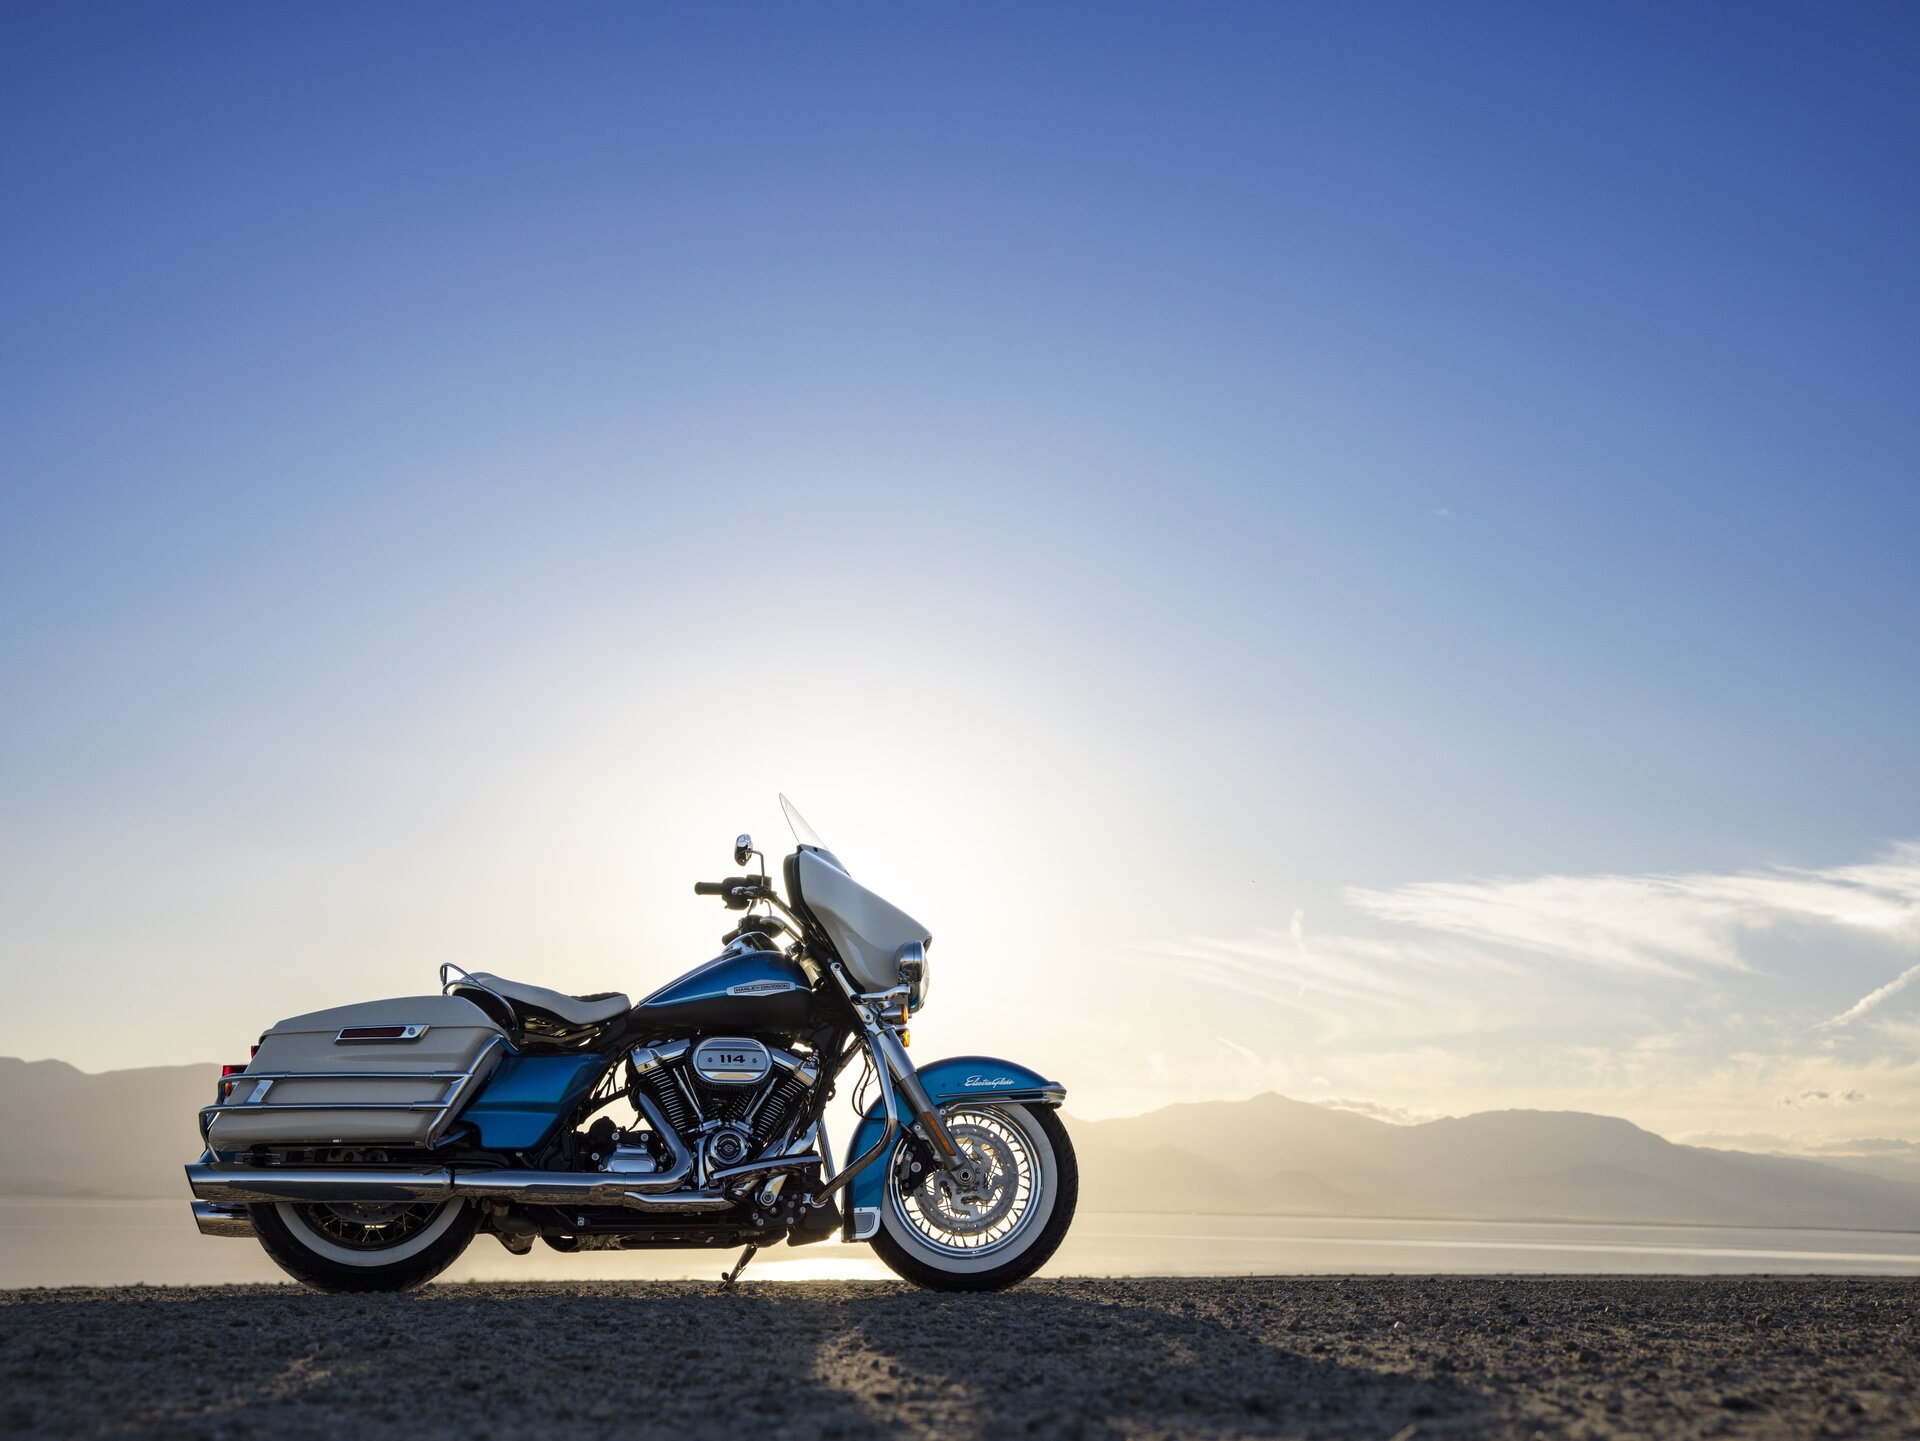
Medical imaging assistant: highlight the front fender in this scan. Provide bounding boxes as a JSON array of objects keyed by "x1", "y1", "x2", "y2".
[{"x1": 839, "y1": 1054, "x2": 1066, "y2": 1240}]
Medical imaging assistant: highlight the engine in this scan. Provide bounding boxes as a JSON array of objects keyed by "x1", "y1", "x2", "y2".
[{"x1": 619, "y1": 1037, "x2": 819, "y2": 1181}]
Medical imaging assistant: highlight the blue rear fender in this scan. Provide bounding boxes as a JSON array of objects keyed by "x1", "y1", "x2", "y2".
[{"x1": 839, "y1": 1054, "x2": 1066, "y2": 1239}]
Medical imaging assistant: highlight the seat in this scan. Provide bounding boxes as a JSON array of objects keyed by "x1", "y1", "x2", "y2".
[{"x1": 456, "y1": 972, "x2": 630, "y2": 1028}]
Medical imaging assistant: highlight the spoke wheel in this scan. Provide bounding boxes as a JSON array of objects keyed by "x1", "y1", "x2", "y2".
[
  {"x1": 893, "y1": 1108, "x2": 1040, "y2": 1258},
  {"x1": 250, "y1": 1196, "x2": 477, "y2": 1293},
  {"x1": 869, "y1": 1102, "x2": 1077, "y2": 1292}
]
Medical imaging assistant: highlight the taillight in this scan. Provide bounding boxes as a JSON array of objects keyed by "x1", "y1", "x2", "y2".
[
  {"x1": 334, "y1": 1024, "x2": 427, "y2": 1042},
  {"x1": 221, "y1": 1063, "x2": 249, "y2": 1077}
]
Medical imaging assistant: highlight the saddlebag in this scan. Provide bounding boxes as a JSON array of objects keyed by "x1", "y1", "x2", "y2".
[{"x1": 204, "y1": 995, "x2": 506, "y2": 1151}]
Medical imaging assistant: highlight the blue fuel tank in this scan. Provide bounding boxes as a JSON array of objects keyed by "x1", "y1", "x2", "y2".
[{"x1": 630, "y1": 948, "x2": 814, "y2": 1038}]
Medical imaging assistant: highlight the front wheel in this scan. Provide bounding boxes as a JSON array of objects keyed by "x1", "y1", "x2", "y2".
[
  {"x1": 248, "y1": 1197, "x2": 476, "y2": 1293},
  {"x1": 869, "y1": 1103, "x2": 1077, "y2": 1292}
]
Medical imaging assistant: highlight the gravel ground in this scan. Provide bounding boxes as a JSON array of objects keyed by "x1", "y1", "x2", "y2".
[{"x1": 2, "y1": 1276, "x2": 1916, "y2": 1439}]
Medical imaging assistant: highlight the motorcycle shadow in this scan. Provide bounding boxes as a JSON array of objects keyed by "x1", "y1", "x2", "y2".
[
  {"x1": 0, "y1": 1281, "x2": 1492, "y2": 1440},
  {"x1": 824, "y1": 1286, "x2": 1491, "y2": 1439}
]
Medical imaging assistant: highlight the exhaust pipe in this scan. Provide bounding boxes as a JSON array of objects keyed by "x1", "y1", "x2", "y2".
[
  {"x1": 187, "y1": 1164, "x2": 449, "y2": 1206},
  {"x1": 448, "y1": 1170, "x2": 732, "y2": 1209},
  {"x1": 184, "y1": 1162, "x2": 739, "y2": 1212},
  {"x1": 187, "y1": 1095, "x2": 754, "y2": 1215},
  {"x1": 191, "y1": 1200, "x2": 254, "y2": 1237}
]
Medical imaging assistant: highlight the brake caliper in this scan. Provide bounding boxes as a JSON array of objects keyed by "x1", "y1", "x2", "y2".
[{"x1": 894, "y1": 1131, "x2": 943, "y2": 1195}]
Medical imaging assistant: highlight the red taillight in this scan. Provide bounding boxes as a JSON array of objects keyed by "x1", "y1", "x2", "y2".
[{"x1": 221, "y1": 1063, "x2": 249, "y2": 1077}]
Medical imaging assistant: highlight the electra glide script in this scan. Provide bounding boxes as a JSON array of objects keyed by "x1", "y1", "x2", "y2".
[{"x1": 183, "y1": 798, "x2": 1077, "y2": 1291}]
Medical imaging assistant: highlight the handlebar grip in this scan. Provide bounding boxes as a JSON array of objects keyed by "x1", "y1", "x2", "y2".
[{"x1": 693, "y1": 881, "x2": 726, "y2": 896}]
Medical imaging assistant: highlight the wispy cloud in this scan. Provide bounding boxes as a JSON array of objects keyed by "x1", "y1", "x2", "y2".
[
  {"x1": 1821, "y1": 960, "x2": 1920, "y2": 1029},
  {"x1": 1777, "y1": 1088, "x2": 1867, "y2": 1109},
  {"x1": 1138, "y1": 926, "x2": 1522, "y2": 1043},
  {"x1": 1346, "y1": 843, "x2": 1920, "y2": 981},
  {"x1": 1125, "y1": 843, "x2": 1920, "y2": 1133},
  {"x1": 1315, "y1": 1096, "x2": 1436, "y2": 1125}
]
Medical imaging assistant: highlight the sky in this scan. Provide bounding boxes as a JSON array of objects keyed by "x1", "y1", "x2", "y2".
[{"x1": 3, "y1": 3, "x2": 1918, "y2": 1164}]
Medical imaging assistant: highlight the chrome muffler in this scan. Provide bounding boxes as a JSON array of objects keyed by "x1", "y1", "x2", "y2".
[
  {"x1": 186, "y1": 1163, "x2": 451, "y2": 1205},
  {"x1": 187, "y1": 1095, "x2": 778, "y2": 1216},
  {"x1": 191, "y1": 1199, "x2": 254, "y2": 1237},
  {"x1": 184, "y1": 1162, "x2": 739, "y2": 1211}
]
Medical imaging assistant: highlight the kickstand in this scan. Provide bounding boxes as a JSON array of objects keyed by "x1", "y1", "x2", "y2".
[{"x1": 719, "y1": 1244, "x2": 758, "y2": 1289}]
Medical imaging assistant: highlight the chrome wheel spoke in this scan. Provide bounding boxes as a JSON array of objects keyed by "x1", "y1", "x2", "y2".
[
  {"x1": 299, "y1": 1201, "x2": 440, "y2": 1250},
  {"x1": 891, "y1": 1106, "x2": 1042, "y2": 1259}
]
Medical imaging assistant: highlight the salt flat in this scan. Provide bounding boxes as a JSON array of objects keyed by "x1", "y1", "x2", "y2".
[
  {"x1": 3, "y1": 1277, "x2": 1915, "y2": 1439},
  {"x1": 7, "y1": 1203, "x2": 1920, "y2": 1288}
]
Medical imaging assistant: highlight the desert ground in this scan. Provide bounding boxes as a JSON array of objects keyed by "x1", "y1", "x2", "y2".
[{"x1": 2, "y1": 1276, "x2": 1915, "y2": 1439}]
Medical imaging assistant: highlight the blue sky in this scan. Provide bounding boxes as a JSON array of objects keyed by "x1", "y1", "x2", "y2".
[{"x1": 3, "y1": 3, "x2": 1918, "y2": 1145}]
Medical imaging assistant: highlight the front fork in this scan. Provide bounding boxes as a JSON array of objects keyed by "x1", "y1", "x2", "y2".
[
  {"x1": 867, "y1": 1025, "x2": 971, "y2": 1176},
  {"x1": 810, "y1": 967, "x2": 974, "y2": 1209}
]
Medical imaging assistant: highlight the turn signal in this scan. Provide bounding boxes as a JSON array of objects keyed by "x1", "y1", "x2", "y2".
[{"x1": 899, "y1": 1029, "x2": 910, "y2": 1048}]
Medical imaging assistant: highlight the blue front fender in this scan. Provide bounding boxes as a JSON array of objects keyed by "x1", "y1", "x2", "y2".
[{"x1": 839, "y1": 1054, "x2": 1066, "y2": 1239}]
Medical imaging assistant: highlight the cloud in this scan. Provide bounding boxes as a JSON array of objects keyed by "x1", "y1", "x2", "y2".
[
  {"x1": 1804, "y1": 1136, "x2": 1920, "y2": 1156},
  {"x1": 1346, "y1": 843, "x2": 1920, "y2": 981},
  {"x1": 1135, "y1": 927, "x2": 1524, "y2": 1044},
  {"x1": 1215, "y1": 1036, "x2": 1263, "y2": 1069},
  {"x1": 1680, "y1": 1130, "x2": 1920, "y2": 1159},
  {"x1": 1776, "y1": 1088, "x2": 1868, "y2": 1109},
  {"x1": 1678, "y1": 1130, "x2": 1796, "y2": 1151},
  {"x1": 1129, "y1": 843, "x2": 1920, "y2": 1132},
  {"x1": 1315, "y1": 1096, "x2": 1434, "y2": 1125},
  {"x1": 1822, "y1": 959, "x2": 1920, "y2": 1029}
]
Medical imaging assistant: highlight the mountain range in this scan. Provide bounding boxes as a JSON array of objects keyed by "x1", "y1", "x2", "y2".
[
  {"x1": 1074, "y1": 1091, "x2": 1920, "y2": 1230},
  {"x1": 4, "y1": 1057, "x2": 1916, "y2": 1232}
]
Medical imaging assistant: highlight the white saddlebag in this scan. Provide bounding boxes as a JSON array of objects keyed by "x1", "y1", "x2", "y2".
[{"x1": 205, "y1": 995, "x2": 505, "y2": 1150}]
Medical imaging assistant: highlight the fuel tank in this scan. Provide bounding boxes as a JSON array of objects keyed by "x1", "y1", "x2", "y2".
[{"x1": 631, "y1": 948, "x2": 814, "y2": 1038}]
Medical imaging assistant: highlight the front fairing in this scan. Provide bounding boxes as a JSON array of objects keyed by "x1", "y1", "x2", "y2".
[{"x1": 792, "y1": 848, "x2": 929, "y2": 993}]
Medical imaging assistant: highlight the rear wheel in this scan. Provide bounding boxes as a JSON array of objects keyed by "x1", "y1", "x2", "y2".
[
  {"x1": 249, "y1": 1198, "x2": 476, "y2": 1293},
  {"x1": 868, "y1": 1103, "x2": 1076, "y2": 1292}
]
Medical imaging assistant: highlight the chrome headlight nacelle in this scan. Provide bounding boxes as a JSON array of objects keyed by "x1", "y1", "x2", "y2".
[{"x1": 897, "y1": 940, "x2": 930, "y2": 1013}]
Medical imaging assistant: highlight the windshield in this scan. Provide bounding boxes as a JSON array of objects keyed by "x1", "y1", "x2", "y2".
[{"x1": 779, "y1": 794, "x2": 829, "y2": 851}]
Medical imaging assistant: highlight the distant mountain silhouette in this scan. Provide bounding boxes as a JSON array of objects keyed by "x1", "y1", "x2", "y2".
[
  {"x1": 3, "y1": 1059, "x2": 1916, "y2": 1231},
  {"x1": 0, "y1": 1057, "x2": 216, "y2": 1198},
  {"x1": 1076, "y1": 1091, "x2": 1920, "y2": 1230}
]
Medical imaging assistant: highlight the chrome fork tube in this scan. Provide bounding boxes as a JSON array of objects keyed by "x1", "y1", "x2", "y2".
[
  {"x1": 870, "y1": 1025, "x2": 963, "y2": 1166},
  {"x1": 828, "y1": 963, "x2": 965, "y2": 1168}
]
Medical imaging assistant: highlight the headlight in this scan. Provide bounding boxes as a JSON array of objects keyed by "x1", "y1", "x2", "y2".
[{"x1": 898, "y1": 940, "x2": 931, "y2": 1012}]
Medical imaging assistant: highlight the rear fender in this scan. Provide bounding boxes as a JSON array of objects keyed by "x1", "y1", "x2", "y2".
[
  {"x1": 839, "y1": 1054, "x2": 1065, "y2": 1240},
  {"x1": 460, "y1": 1051, "x2": 611, "y2": 1152}
]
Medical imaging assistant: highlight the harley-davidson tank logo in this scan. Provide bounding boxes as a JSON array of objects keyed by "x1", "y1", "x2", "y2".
[
  {"x1": 727, "y1": 980, "x2": 801, "y2": 997},
  {"x1": 964, "y1": 1074, "x2": 1017, "y2": 1088}
]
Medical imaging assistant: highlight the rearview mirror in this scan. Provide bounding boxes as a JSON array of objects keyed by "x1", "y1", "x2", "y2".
[{"x1": 734, "y1": 834, "x2": 754, "y2": 866}]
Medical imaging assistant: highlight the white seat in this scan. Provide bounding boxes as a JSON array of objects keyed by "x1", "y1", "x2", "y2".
[{"x1": 458, "y1": 972, "x2": 630, "y2": 1027}]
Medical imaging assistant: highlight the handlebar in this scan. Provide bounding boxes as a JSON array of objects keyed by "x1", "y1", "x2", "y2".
[
  {"x1": 694, "y1": 875, "x2": 773, "y2": 910},
  {"x1": 694, "y1": 875, "x2": 765, "y2": 895}
]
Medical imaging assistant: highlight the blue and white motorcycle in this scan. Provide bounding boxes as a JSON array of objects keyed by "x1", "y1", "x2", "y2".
[{"x1": 185, "y1": 798, "x2": 1076, "y2": 1291}]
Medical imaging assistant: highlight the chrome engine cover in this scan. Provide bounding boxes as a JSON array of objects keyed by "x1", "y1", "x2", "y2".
[
  {"x1": 690, "y1": 1036, "x2": 772, "y2": 1086},
  {"x1": 601, "y1": 1144, "x2": 659, "y2": 1175}
]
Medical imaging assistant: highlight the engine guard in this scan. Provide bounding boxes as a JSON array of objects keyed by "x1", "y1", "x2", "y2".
[{"x1": 838, "y1": 1054, "x2": 1065, "y2": 1241}]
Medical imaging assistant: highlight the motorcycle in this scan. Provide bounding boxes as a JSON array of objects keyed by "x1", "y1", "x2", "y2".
[{"x1": 184, "y1": 797, "x2": 1077, "y2": 1292}]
